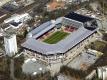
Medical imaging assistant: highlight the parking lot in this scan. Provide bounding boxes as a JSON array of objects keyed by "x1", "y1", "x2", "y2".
[
  {"x1": 67, "y1": 50, "x2": 100, "y2": 71},
  {"x1": 22, "y1": 58, "x2": 48, "y2": 75}
]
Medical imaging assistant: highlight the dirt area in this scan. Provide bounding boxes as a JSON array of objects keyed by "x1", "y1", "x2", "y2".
[{"x1": 47, "y1": 0, "x2": 65, "y2": 11}]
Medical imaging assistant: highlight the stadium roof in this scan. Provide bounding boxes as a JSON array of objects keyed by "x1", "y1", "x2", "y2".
[
  {"x1": 30, "y1": 21, "x2": 53, "y2": 38},
  {"x1": 65, "y1": 12, "x2": 94, "y2": 23},
  {"x1": 21, "y1": 13, "x2": 98, "y2": 55},
  {"x1": 22, "y1": 27, "x2": 97, "y2": 55}
]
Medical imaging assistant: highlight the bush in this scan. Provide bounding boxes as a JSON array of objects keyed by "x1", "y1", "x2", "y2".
[
  {"x1": 14, "y1": 55, "x2": 24, "y2": 78},
  {"x1": 60, "y1": 66, "x2": 87, "y2": 79}
]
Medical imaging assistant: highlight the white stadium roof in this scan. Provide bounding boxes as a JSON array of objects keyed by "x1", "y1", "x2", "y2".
[
  {"x1": 21, "y1": 12, "x2": 98, "y2": 55},
  {"x1": 22, "y1": 27, "x2": 97, "y2": 55}
]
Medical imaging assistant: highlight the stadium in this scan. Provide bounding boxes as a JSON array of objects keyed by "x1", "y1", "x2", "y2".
[{"x1": 22, "y1": 12, "x2": 98, "y2": 64}]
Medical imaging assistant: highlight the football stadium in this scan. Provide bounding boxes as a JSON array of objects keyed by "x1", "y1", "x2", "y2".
[{"x1": 22, "y1": 12, "x2": 98, "y2": 64}]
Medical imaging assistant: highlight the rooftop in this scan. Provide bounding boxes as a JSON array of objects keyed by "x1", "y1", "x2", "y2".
[
  {"x1": 22, "y1": 58, "x2": 48, "y2": 74},
  {"x1": 65, "y1": 12, "x2": 94, "y2": 23},
  {"x1": 21, "y1": 13, "x2": 98, "y2": 55},
  {"x1": 10, "y1": 21, "x2": 22, "y2": 26},
  {"x1": 67, "y1": 51, "x2": 99, "y2": 70},
  {"x1": 4, "y1": 27, "x2": 17, "y2": 38}
]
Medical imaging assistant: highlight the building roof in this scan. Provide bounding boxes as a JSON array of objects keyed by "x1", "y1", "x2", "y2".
[
  {"x1": 21, "y1": 14, "x2": 98, "y2": 55},
  {"x1": 29, "y1": 21, "x2": 52, "y2": 37},
  {"x1": 4, "y1": 13, "x2": 30, "y2": 23},
  {"x1": 22, "y1": 26, "x2": 97, "y2": 55},
  {"x1": 65, "y1": 12, "x2": 94, "y2": 23},
  {"x1": 10, "y1": 21, "x2": 22, "y2": 26}
]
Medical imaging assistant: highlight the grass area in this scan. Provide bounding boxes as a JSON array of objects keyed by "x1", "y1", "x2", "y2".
[
  {"x1": 60, "y1": 66, "x2": 87, "y2": 80},
  {"x1": 43, "y1": 31, "x2": 69, "y2": 44},
  {"x1": 14, "y1": 55, "x2": 24, "y2": 78},
  {"x1": 86, "y1": 40, "x2": 107, "y2": 54},
  {"x1": 103, "y1": 33, "x2": 107, "y2": 41},
  {"x1": 0, "y1": 57, "x2": 11, "y2": 80}
]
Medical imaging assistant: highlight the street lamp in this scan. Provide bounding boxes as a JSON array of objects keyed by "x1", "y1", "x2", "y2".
[
  {"x1": 39, "y1": 67, "x2": 43, "y2": 79},
  {"x1": 33, "y1": 72, "x2": 37, "y2": 75},
  {"x1": 39, "y1": 67, "x2": 43, "y2": 71}
]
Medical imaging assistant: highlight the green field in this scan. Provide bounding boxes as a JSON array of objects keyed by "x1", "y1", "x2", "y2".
[{"x1": 43, "y1": 31, "x2": 69, "y2": 44}]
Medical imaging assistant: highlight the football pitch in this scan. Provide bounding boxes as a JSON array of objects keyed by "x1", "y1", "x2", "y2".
[{"x1": 43, "y1": 31, "x2": 69, "y2": 44}]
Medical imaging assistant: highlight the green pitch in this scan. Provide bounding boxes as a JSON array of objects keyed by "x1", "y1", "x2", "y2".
[{"x1": 43, "y1": 31, "x2": 69, "y2": 44}]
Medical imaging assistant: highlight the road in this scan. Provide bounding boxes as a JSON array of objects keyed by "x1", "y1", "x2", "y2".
[{"x1": 10, "y1": 59, "x2": 17, "y2": 80}]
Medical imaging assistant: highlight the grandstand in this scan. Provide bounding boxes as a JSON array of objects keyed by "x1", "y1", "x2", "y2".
[
  {"x1": 37, "y1": 21, "x2": 78, "y2": 44},
  {"x1": 22, "y1": 12, "x2": 98, "y2": 64}
]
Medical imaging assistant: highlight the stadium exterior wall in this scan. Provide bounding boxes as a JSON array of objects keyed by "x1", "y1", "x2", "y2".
[{"x1": 24, "y1": 31, "x2": 98, "y2": 64}]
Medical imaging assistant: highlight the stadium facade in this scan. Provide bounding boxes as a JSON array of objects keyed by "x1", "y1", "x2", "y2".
[{"x1": 22, "y1": 12, "x2": 99, "y2": 64}]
